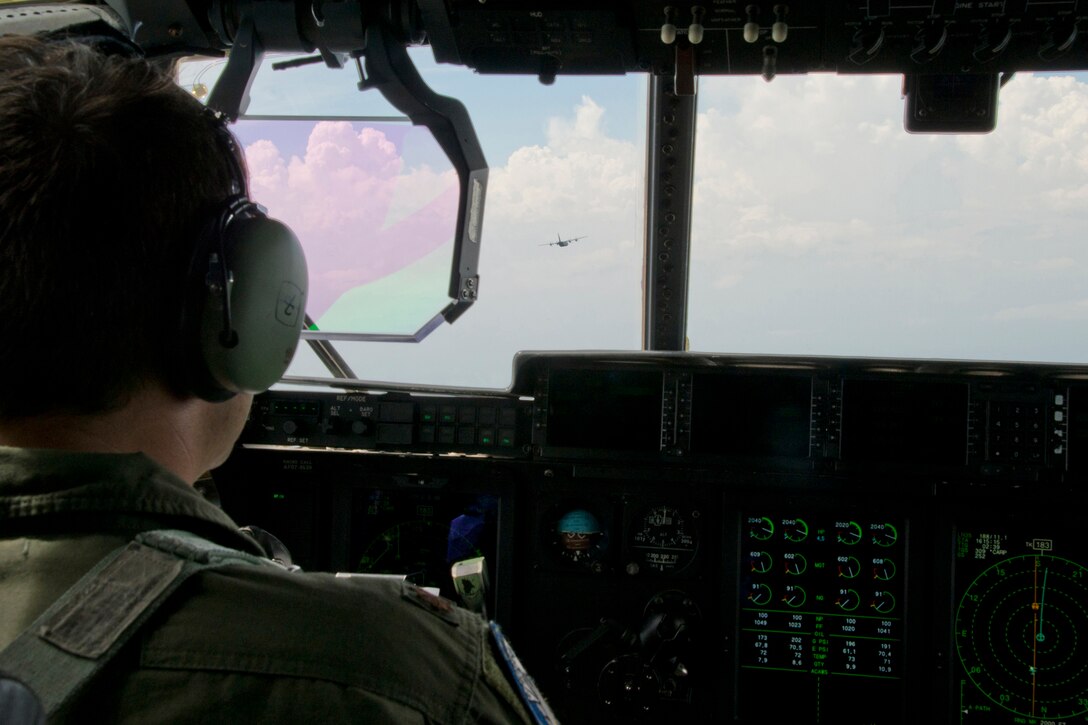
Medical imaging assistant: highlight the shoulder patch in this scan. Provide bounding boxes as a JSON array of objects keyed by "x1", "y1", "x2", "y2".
[
  {"x1": 489, "y1": 622, "x2": 560, "y2": 725},
  {"x1": 401, "y1": 583, "x2": 460, "y2": 626}
]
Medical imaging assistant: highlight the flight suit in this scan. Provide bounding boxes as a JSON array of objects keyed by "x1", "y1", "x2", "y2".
[{"x1": 0, "y1": 447, "x2": 536, "y2": 723}]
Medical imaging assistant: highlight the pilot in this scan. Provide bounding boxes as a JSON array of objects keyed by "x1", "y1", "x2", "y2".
[{"x1": 0, "y1": 35, "x2": 545, "y2": 723}]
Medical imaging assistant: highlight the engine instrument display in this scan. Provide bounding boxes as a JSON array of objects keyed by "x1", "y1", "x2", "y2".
[
  {"x1": 954, "y1": 525, "x2": 1088, "y2": 723},
  {"x1": 737, "y1": 512, "x2": 906, "y2": 724}
]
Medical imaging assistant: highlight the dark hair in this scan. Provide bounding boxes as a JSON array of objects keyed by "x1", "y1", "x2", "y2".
[{"x1": 0, "y1": 36, "x2": 237, "y2": 417}]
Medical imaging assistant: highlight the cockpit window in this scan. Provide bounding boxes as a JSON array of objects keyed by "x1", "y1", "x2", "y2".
[
  {"x1": 688, "y1": 72, "x2": 1088, "y2": 364},
  {"x1": 179, "y1": 55, "x2": 1086, "y2": 388},
  {"x1": 233, "y1": 117, "x2": 459, "y2": 336},
  {"x1": 177, "y1": 52, "x2": 646, "y2": 389}
]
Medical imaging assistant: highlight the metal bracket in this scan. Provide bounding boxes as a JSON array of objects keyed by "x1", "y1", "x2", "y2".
[
  {"x1": 358, "y1": 22, "x2": 489, "y2": 311},
  {"x1": 206, "y1": 13, "x2": 263, "y2": 120}
]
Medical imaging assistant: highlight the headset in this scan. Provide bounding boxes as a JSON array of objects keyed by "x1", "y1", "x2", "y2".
[
  {"x1": 41, "y1": 29, "x2": 308, "y2": 401},
  {"x1": 180, "y1": 110, "x2": 309, "y2": 402}
]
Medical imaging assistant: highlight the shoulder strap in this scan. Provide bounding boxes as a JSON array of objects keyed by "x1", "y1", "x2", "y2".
[{"x1": 0, "y1": 529, "x2": 271, "y2": 717}]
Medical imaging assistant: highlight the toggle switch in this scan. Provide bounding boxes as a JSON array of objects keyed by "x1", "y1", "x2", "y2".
[
  {"x1": 689, "y1": 5, "x2": 706, "y2": 45},
  {"x1": 743, "y1": 4, "x2": 760, "y2": 43},
  {"x1": 772, "y1": 4, "x2": 788, "y2": 43},
  {"x1": 661, "y1": 5, "x2": 677, "y2": 44}
]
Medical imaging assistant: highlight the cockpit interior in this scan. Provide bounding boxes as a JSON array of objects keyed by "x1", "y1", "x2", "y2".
[{"x1": 5, "y1": 1, "x2": 1088, "y2": 722}]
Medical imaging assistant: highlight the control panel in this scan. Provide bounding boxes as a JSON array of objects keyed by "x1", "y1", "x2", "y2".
[
  {"x1": 223, "y1": 353, "x2": 1088, "y2": 723},
  {"x1": 245, "y1": 390, "x2": 531, "y2": 456},
  {"x1": 521, "y1": 353, "x2": 1077, "y2": 484},
  {"x1": 422, "y1": 2, "x2": 1088, "y2": 80},
  {"x1": 738, "y1": 512, "x2": 906, "y2": 723},
  {"x1": 111, "y1": 1, "x2": 1088, "y2": 82}
]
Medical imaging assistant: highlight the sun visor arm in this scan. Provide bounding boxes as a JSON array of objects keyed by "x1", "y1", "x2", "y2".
[{"x1": 357, "y1": 22, "x2": 488, "y2": 322}]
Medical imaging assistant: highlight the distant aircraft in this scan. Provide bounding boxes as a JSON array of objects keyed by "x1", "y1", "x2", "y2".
[{"x1": 541, "y1": 233, "x2": 587, "y2": 248}]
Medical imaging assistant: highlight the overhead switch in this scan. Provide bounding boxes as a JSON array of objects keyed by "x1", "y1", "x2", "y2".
[
  {"x1": 743, "y1": 4, "x2": 759, "y2": 43},
  {"x1": 772, "y1": 5, "x2": 788, "y2": 43},
  {"x1": 848, "y1": 22, "x2": 885, "y2": 64},
  {"x1": 689, "y1": 6, "x2": 705, "y2": 45},
  {"x1": 661, "y1": 6, "x2": 677, "y2": 44},
  {"x1": 911, "y1": 20, "x2": 948, "y2": 64},
  {"x1": 974, "y1": 19, "x2": 1012, "y2": 62},
  {"x1": 1039, "y1": 17, "x2": 1078, "y2": 61}
]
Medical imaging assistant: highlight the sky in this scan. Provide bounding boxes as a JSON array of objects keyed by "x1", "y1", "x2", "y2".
[{"x1": 179, "y1": 55, "x2": 1088, "y2": 389}]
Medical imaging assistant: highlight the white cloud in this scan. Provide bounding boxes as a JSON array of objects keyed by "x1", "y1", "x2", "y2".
[
  {"x1": 482, "y1": 95, "x2": 644, "y2": 315},
  {"x1": 995, "y1": 299, "x2": 1088, "y2": 321},
  {"x1": 244, "y1": 121, "x2": 459, "y2": 319},
  {"x1": 272, "y1": 71, "x2": 1088, "y2": 386},
  {"x1": 687, "y1": 72, "x2": 1088, "y2": 362}
]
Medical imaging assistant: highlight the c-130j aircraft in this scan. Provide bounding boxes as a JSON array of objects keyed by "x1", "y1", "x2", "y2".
[{"x1": 2, "y1": 1, "x2": 1088, "y2": 723}]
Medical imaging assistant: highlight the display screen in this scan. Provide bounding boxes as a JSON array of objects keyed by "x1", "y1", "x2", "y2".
[
  {"x1": 841, "y1": 380, "x2": 968, "y2": 465},
  {"x1": 736, "y1": 511, "x2": 906, "y2": 723},
  {"x1": 350, "y1": 486, "x2": 500, "y2": 604},
  {"x1": 953, "y1": 521, "x2": 1088, "y2": 723},
  {"x1": 691, "y1": 374, "x2": 811, "y2": 458},
  {"x1": 546, "y1": 369, "x2": 662, "y2": 452}
]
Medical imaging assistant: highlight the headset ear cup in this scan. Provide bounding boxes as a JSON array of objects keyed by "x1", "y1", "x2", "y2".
[{"x1": 199, "y1": 215, "x2": 308, "y2": 395}]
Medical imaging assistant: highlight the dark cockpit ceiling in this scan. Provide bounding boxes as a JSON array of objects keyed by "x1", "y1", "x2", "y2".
[
  {"x1": 53, "y1": 1, "x2": 1088, "y2": 723},
  {"x1": 101, "y1": 2, "x2": 1088, "y2": 78}
]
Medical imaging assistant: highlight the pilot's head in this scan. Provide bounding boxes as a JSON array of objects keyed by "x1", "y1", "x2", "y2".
[{"x1": 0, "y1": 35, "x2": 305, "y2": 425}]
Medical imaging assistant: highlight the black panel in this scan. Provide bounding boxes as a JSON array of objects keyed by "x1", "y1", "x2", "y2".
[
  {"x1": 841, "y1": 379, "x2": 969, "y2": 466},
  {"x1": 691, "y1": 374, "x2": 812, "y2": 459},
  {"x1": 546, "y1": 369, "x2": 662, "y2": 452}
]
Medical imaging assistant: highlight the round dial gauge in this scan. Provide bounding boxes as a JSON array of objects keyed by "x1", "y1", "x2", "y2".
[
  {"x1": 748, "y1": 582, "x2": 773, "y2": 606},
  {"x1": 835, "y1": 588, "x2": 861, "y2": 612},
  {"x1": 871, "y1": 590, "x2": 897, "y2": 614},
  {"x1": 547, "y1": 506, "x2": 609, "y2": 571},
  {"x1": 956, "y1": 554, "x2": 1088, "y2": 720},
  {"x1": 871, "y1": 522, "x2": 899, "y2": 547},
  {"x1": 836, "y1": 521, "x2": 864, "y2": 546},
  {"x1": 784, "y1": 552, "x2": 808, "y2": 576},
  {"x1": 782, "y1": 518, "x2": 809, "y2": 543},
  {"x1": 872, "y1": 557, "x2": 897, "y2": 581},
  {"x1": 631, "y1": 505, "x2": 698, "y2": 574},
  {"x1": 782, "y1": 584, "x2": 807, "y2": 608},
  {"x1": 748, "y1": 516, "x2": 775, "y2": 541},
  {"x1": 749, "y1": 551, "x2": 773, "y2": 574},
  {"x1": 837, "y1": 555, "x2": 861, "y2": 579}
]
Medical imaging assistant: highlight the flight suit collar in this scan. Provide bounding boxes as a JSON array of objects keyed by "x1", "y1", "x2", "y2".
[{"x1": 0, "y1": 446, "x2": 261, "y2": 555}]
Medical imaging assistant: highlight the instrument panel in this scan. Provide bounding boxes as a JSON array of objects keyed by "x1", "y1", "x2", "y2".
[
  {"x1": 953, "y1": 519, "x2": 1088, "y2": 724},
  {"x1": 220, "y1": 353, "x2": 1088, "y2": 723}
]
